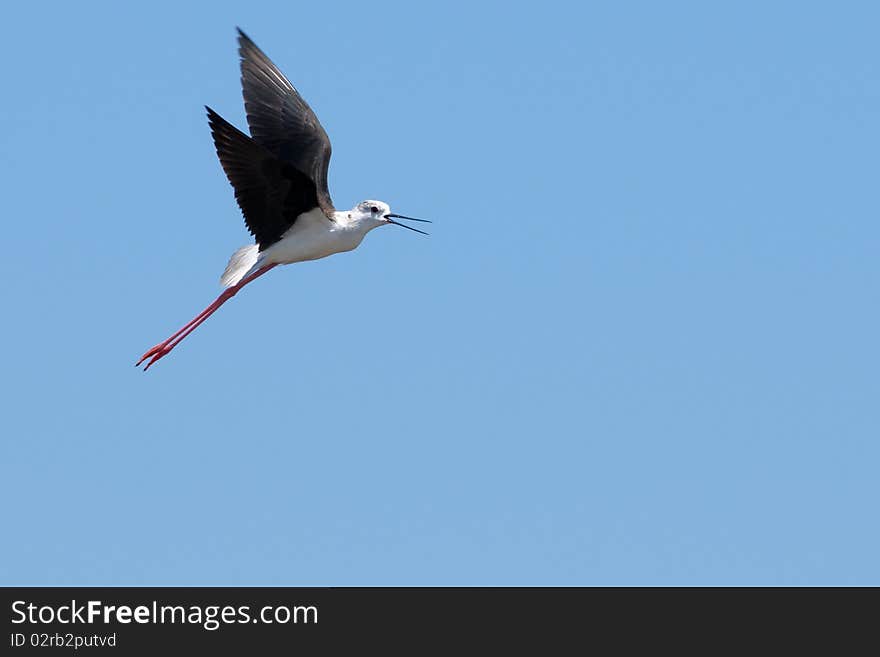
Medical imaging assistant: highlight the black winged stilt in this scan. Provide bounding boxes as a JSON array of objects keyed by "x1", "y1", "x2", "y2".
[{"x1": 137, "y1": 28, "x2": 429, "y2": 370}]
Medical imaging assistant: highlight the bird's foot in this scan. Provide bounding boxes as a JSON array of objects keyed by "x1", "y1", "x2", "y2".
[{"x1": 136, "y1": 342, "x2": 173, "y2": 371}]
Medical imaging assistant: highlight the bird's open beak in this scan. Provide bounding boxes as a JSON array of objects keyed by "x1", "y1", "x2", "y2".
[{"x1": 384, "y1": 213, "x2": 431, "y2": 235}]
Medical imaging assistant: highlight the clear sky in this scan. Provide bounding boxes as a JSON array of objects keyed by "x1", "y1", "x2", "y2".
[{"x1": 1, "y1": 1, "x2": 878, "y2": 585}]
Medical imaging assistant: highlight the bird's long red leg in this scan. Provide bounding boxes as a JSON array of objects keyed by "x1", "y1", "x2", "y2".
[{"x1": 137, "y1": 264, "x2": 277, "y2": 371}]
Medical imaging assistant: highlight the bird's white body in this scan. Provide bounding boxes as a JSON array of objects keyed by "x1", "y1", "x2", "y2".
[
  {"x1": 221, "y1": 203, "x2": 386, "y2": 287},
  {"x1": 267, "y1": 208, "x2": 374, "y2": 264}
]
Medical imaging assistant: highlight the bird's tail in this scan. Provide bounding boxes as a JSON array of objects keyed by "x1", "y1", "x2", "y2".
[{"x1": 220, "y1": 244, "x2": 260, "y2": 288}]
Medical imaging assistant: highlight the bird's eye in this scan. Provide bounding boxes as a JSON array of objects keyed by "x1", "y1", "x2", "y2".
[{"x1": 370, "y1": 206, "x2": 379, "y2": 213}]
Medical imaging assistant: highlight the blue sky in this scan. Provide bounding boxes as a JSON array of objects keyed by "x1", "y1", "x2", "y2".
[{"x1": 1, "y1": 1, "x2": 878, "y2": 585}]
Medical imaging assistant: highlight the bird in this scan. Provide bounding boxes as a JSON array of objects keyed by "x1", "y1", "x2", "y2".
[{"x1": 137, "y1": 28, "x2": 429, "y2": 371}]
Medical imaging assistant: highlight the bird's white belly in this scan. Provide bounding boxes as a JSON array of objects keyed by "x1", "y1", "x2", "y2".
[{"x1": 261, "y1": 208, "x2": 365, "y2": 265}]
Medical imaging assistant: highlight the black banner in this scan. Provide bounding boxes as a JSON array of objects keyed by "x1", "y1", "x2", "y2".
[{"x1": 1, "y1": 587, "x2": 873, "y2": 652}]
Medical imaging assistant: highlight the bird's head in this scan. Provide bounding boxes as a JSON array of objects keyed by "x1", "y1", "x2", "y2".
[{"x1": 351, "y1": 200, "x2": 431, "y2": 235}]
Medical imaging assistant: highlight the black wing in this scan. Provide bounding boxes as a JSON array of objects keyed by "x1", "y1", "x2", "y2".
[
  {"x1": 237, "y1": 28, "x2": 334, "y2": 215},
  {"x1": 207, "y1": 107, "x2": 320, "y2": 250}
]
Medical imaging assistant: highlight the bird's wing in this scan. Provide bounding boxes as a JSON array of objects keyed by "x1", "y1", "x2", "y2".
[
  {"x1": 207, "y1": 107, "x2": 320, "y2": 250},
  {"x1": 236, "y1": 28, "x2": 334, "y2": 216}
]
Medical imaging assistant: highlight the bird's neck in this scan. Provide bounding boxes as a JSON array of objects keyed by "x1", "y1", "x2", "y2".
[{"x1": 334, "y1": 210, "x2": 377, "y2": 234}]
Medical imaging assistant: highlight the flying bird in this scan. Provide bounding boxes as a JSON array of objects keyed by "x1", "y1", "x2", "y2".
[{"x1": 137, "y1": 28, "x2": 429, "y2": 371}]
